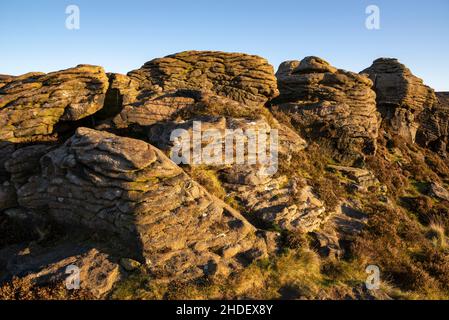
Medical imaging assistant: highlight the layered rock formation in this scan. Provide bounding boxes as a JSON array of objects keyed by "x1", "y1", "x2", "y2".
[
  {"x1": 16, "y1": 128, "x2": 271, "y2": 279},
  {"x1": 145, "y1": 114, "x2": 328, "y2": 232},
  {"x1": 96, "y1": 51, "x2": 279, "y2": 131},
  {"x1": 415, "y1": 92, "x2": 449, "y2": 155},
  {"x1": 2, "y1": 51, "x2": 449, "y2": 299},
  {"x1": 0, "y1": 181, "x2": 16, "y2": 211},
  {"x1": 0, "y1": 65, "x2": 109, "y2": 143},
  {"x1": 273, "y1": 56, "x2": 379, "y2": 164},
  {"x1": 0, "y1": 244, "x2": 121, "y2": 299},
  {"x1": 361, "y1": 58, "x2": 438, "y2": 144},
  {"x1": 0, "y1": 65, "x2": 109, "y2": 211},
  {"x1": 0, "y1": 52, "x2": 284, "y2": 293},
  {"x1": 128, "y1": 51, "x2": 279, "y2": 107},
  {"x1": 0, "y1": 75, "x2": 14, "y2": 89},
  {"x1": 95, "y1": 52, "x2": 332, "y2": 234}
]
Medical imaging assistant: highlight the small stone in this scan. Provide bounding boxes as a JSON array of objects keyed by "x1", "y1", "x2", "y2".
[
  {"x1": 120, "y1": 258, "x2": 141, "y2": 272},
  {"x1": 428, "y1": 182, "x2": 449, "y2": 202}
]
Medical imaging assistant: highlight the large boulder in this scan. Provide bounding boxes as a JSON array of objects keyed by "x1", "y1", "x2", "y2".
[
  {"x1": 95, "y1": 51, "x2": 279, "y2": 131},
  {"x1": 361, "y1": 58, "x2": 438, "y2": 144},
  {"x1": 0, "y1": 65, "x2": 109, "y2": 143},
  {"x1": 273, "y1": 56, "x2": 379, "y2": 164},
  {"x1": 128, "y1": 51, "x2": 279, "y2": 106},
  {"x1": 17, "y1": 128, "x2": 271, "y2": 279}
]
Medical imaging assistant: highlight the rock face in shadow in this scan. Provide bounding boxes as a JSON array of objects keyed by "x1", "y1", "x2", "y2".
[
  {"x1": 273, "y1": 56, "x2": 379, "y2": 164},
  {"x1": 0, "y1": 181, "x2": 16, "y2": 211},
  {"x1": 0, "y1": 65, "x2": 109, "y2": 143},
  {"x1": 17, "y1": 127, "x2": 271, "y2": 280},
  {"x1": 5, "y1": 145, "x2": 56, "y2": 189},
  {"x1": 361, "y1": 58, "x2": 438, "y2": 144},
  {"x1": 416, "y1": 92, "x2": 449, "y2": 156}
]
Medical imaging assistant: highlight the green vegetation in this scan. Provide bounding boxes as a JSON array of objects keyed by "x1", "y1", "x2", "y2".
[{"x1": 111, "y1": 248, "x2": 370, "y2": 300}]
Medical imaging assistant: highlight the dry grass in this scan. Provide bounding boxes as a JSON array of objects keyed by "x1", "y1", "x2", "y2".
[
  {"x1": 187, "y1": 166, "x2": 227, "y2": 200},
  {"x1": 351, "y1": 200, "x2": 449, "y2": 299},
  {"x1": 111, "y1": 246, "x2": 385, "y2": 300},
  {"x1": 0, "y1": 277, "x2": 94, "y2": 300},
  {"x1": 111, "y1": 249, "x2": 329, "y2": 300},
  {"x1": 427, "y1": 219, "x2": 448, "y2": 249},
  {"x1": 277, "y1": 142, "x2": 346, "y2": 210}
]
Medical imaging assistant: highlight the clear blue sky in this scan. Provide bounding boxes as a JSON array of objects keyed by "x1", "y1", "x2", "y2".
[{"x1": 1, "y1": 0, "x2": 448, "y2": 90}]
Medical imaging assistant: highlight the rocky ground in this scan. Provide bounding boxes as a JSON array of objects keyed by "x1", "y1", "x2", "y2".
[{"x1": 1, "y1": 51, "x2": 449, "y2": 300}]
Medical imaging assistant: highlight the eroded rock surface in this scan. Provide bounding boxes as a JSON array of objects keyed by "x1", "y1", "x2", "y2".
[
  {"x1": 274, "y1": 56, "x2": 379, "y2": 164},
  {"x1": 362, "y1": 58, "x2": 438, "y2": 144},
  {"x1": 128, "y1": 51, "x2": 279, "y2": 107},
  {"x1": 428, "y1": 182, "x2": 449, "y2": 202},
  {"x1": 328, "y1": 165, "x2": 379, "y2": 192},
  {"x1": 97, "y1": 51, "x2": 279, "y2": 132},
  {"x1": 313, "y1": 203, "x2": 368, "y2": 259},
  {"x1": 4, "y1": 51, "x2": 446, "y2": 299},
  {"x1": 416, "y1": 92, "x2": 449, "y2": 156},
  {"x1": 0, "y1": 243, "x2": 121, "y2": 299},
  {"x1": 145, "y1": 114, "x2": 330, "y2": 232},
  {"x1": 5, "y1": 144, "x2": 56, "y2": 188},
  {"x1": 0, "y1": 65, "x2": 109, "y2": 143},
  {"x1": 0, "y1": 182, "x2": 16, "y2": 211},
  {"x1": 0, "y1": 75, "x2": 14, "y2": 89},
  {"x1": 17, "y1": 128, "x2": 271, "y2": 279}
]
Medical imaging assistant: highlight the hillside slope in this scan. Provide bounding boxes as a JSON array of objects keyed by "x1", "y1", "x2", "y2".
[{"x1": 1, "y1": 51, "x2": 449, "y2": 300}]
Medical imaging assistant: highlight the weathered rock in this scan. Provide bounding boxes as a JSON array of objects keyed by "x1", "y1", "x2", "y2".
[
  {"x1": 5, "y1": 144, "x2": 56, "y2": 188},
  {"x1": 362, "y1": 58, "x2": 438, "y2": 143},
  {"x1": 147, "y1": 114, "x2": 305, "y2": 164},
  {"x1": 102, "y1": 88, "x2": 203, "y2": 130},
  {"x1": 428, "y1": 182, "x2": 449, "y2": 202},
  {"x1": 0, "y1": 74, "x2": 14, "y2": 89},
  {"x1": 17, "y1": 127, "x2": 270, "y2": 279},
  {"x1": 119, "y1": 258, "x2": 141, "y2": 272},
  {"x1": 327, "y1": 165, "x2": 379, "y2": 192},
  {"x1": 0, "y1": 65, "x2": 109, "y2": 143},
  {"x1": 96, "y1": 51, "x2": 279, "y2": 131},
  {"x1": 0, "y1": 142, "x2": 15, "y2": 181},
  {"x1": 145, "y1": 114, "x2": 330, "y2": 232},
  {"x1": 416, "y1": 92, "x2": 449, "y2": 156},
  {"x1": 128, "y1": 51, "x2": 279, "y2": 107},
  {"x1": 257, "y1": 185, "x2": 328, "y2": 232},
  {"x1": 0, "y1": 243, "x2": 121, "y2": 298},
  {"x1": 274, "y1": 56, "x2": 379, "y2": 164},
  {"x1": 313, "y1": 203, "x2": 368, "y2": 259},
  {"x1": 0, "y1": 181, "x2": 17, "y2": 211}
]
